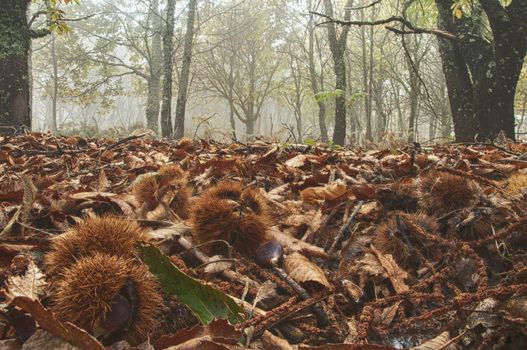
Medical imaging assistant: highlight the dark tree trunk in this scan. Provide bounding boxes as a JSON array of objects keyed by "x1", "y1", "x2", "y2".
[
  {"x1": 324, "y1": 0, "x2": 352, "y2": 146},
  {"x1": 435, "y1": 0, "x2": 527, "y2": 141},
  {"x1": 174, "y1": 0, "x2": 197, "y2": 139},
  {"x1": 145, "y1": 0, "x2": 163, "y2": 134},
  {"x1": 0, "y1": 0, "x2": 31, "y2": 135},
  {"x1": 160, "y1": 0, "x2": 176, "y2": 138}
]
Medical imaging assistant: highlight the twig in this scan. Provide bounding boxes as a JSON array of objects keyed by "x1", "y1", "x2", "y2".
[
  {"x1": 176, "y1": 235, "x2": 261, "y2": 289},
  {"x1": 102, "y1": 132, "x2": 149, "y2": 152},
  {"x1": 347, "y1": 0, "x2": 382, "y2": 10},
  {"x1": 328, "y1": 200, "x2": 364, "y2": 255},
  {"x1": 192, "y1": 114, "x2": 216, "y2": 140},
  {"x1": 310, "y1": 12, "x2": 456, "y2": 41}
]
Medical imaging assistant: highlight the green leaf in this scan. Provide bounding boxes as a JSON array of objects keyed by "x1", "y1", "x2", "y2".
[{"x1": 139, "y1": 243, "x2": 245, "y2": 325}]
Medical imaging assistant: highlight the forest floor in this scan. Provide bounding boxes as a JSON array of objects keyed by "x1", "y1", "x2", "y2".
[{"x1": 0, "y1": 132, "x2": 526, "y2": 350}]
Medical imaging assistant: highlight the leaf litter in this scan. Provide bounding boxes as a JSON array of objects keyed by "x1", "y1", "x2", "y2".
[{"x1": 0, "y1": 133, "x2": 526, "y2": 349}]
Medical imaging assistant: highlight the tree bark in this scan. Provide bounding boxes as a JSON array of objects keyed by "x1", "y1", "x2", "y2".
[
  {"x1": 0, "y1": 0, "x2": 31, "y2": 135},
  {"x1": 324, "y1": 0, "x2": 353, "y2": 146},
  {"x1": 435, "y1": 0, "x2": 526, "y2": 141},
  {"x1": 160, "y1": 0, "x2": 176, "y2": 138},
  {"x1": 49, "y1": 32, "x2": 58, "y2": 132},
  {"x1": 308, "y1": 0, "x2": 328, "y2": 143},
  {"x1": 145, "y1": 0, "x2": 163, "y2": 134},
  {"x1": 174, "y1": 0, "x2": 198, "y2": 139}
]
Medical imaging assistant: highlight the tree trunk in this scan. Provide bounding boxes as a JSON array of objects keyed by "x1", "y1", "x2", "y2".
[
  {"x1": 160, "y1": 0, "x2": 176, "y2": 138},
  {"x1": 0, "y1": 0, "x2": 31, "y2": 135},
  {"x1": 435, "y1": 0, "x2": 526, "y2": 141},
  {"x1": 324, "y1": 0, "x2": 352, "y2": 146},
  {"x1": 49, "y1": 32, "x2": 58, "y2": 132},
  {"x1": 361, "y1": 8, "x2": 373, "y2": 142},
  {"x1": 246, "y1": 116, "x2": 254, "y2": 137},
  {"x1": 308, "y1": 0, "x2": 328, "y2": 143},
  {"x1": 174, "y1": 0, "x2": 198, "y2": 139},
  {"x1": 145, "y1": 0, "x2": 162, "y2": 133}
]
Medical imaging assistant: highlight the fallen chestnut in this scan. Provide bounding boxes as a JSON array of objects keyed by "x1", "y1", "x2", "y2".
[
  {"x1": 100, "y1": 294, "x2": 132, "y2": 334},
  {"x1": 255, "y1": 240, "x2": 284, "y2": 268}
]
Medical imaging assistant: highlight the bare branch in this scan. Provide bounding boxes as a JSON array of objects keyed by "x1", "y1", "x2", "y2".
[{"x1": 310, "y1": 12, "x2": 457, "y2": 41}]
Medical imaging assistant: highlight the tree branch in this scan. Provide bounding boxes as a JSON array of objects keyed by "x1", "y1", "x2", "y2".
[{"x1": 311, "y1": 12, "x2": 457, "y2": 41}]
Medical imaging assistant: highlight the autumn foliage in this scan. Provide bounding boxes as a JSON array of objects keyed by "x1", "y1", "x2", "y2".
[{"x1": 0, "y1": 133, "x2": 526, "y2": 349}]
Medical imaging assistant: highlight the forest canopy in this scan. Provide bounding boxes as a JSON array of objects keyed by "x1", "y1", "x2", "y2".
[{"x1": 0, "y1": 0, "x2": 526, "y2": 144}]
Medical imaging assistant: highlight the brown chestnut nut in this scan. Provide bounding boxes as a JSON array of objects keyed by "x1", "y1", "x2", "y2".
[
  {"x1": 255, "y1": 241, "x2": 284, "y2": 268},
  {"x1": 100, "y1": 294, "x2": 132, "y2": 334}
]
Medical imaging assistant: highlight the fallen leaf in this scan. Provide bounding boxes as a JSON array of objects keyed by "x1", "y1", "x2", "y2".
[
  {"x1": 411, "y1": 331, "x2": 451, "y2": 350},
  {"x1": 261, "y1": 330, "x2": 296, "y2": 350},
  {"x1": 373, "y1": 301, "x2": 402, "y2": 326},
  {"x1": 21, "y1": 329, "x2": 78, "y2": 350},
  {"x1": 7, "y1": 296, "x2": 104, "y2": 350},
  {"x1": 285, "y1": 155, "x2": 309, "y2": 168},
  {"x1": 284, "y1": 252, "x2": 331, "y2": 288},
  {"x1": 342, "y1": 280, "x2": 363, "y2": 302},
  {"x1": 6, "y1": 260, "x2": 47, "y2": 299},
  {"x1": 300, "y1": 180, "x2": 348, "y2": 204},
  {"x1": 20, "y1": 175, "x2": 37, "y2": 224},
  {"x1": 370, "y1": 245, "x2": 409, "y2": 293},
  {"x1": 140, "y1": 244, "x2": 245, "y2": 325},
  {"x1": 97, "y1": 169, "x2": 109, "y2": 191},
  {"x1": 154, "y1": 320, "x2": 241, "y2": 350}
]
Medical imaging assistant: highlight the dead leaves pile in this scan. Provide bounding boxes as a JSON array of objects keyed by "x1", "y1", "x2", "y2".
[{"x1": 1, "y1": 133, "x2": 527, "y2": 349}]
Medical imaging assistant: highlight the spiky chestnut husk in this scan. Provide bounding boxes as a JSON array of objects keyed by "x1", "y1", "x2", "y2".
[
  {"x1": 372, "y1": 212, "x2": 438, "y2": 268},
  {"x1": 414, "y1": 154, "x2": 439, "y2": 170},
  {"x1": 418, "y1": 170, "x2": 480, "y2": 216},
  {"x1": 44, "y1": 216, "x2": 147, "y2": 277},
  {"x1": 505, "y1": 172, "x2": 527, "y2": 196},
  {"x1": 191, "y1": 181, "x2": 271, "y2": 259},
  {"x1": 377, "y1": 179, "x2": 419, "y2": 212},
  {"x1": 52, "y1": 253, "x2": 163, "y2": 345},
  {"x1": 158, "y1": 164, "x2": 186, "y2": 179},
  {"x1": 132, "y1": 165, "x2": 190, "y2": 219},
  {"x1": 443, "y1": 207, "x2": 497, "y2": 241},
  {"x1": 131, "y1": 173, "x2": 159, "y2": 205}
]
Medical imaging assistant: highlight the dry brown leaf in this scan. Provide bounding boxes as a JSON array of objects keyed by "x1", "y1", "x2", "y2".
[
  {"x1": 370, "y1": 245, "x2": 409, "y2": 293},
  {"x1": 20, "y1": 175, "x2": 37, "y2": 224},
  {"x1": 358, "y1": 201, "x2": 378, "y2": 216},
  {"x1": 7, "y1": 296, "x2": 104, "y2": 350},
  {"x1": 97, "y1": 169, "x2": 109, "y2": 191},
  {"x1": 342, "y1": 280, "x2": 363, "y2": 302},
  {"x1": 267, "y1": 226, "x2": 327, "y2": 257},
  {"x1": 155, "y1": 320, "x2": 241, "y2": 350},
  {"x1": 0, "y1": 339, "x2": 20, "y2": 350},
  {"x1": 411, "y1": 331, "x2": 451, "y2": 350},
  {"x1": 284, "y1": 252, "x2": 331, "y2": 288},
  {"x1": 354, "y1": 253, "x2": 386, "y2": 278},
  {"x1": 300, "y1": 180, "x2": 348, "y2": 204},
  {"x1": 285, "y1": 154, "x2": 309, "y2": 168},
  {"x1": 373, "y1": 301, "x2": 402, "y2": 326},
  {"x1": 22, "y1": 329, "x2": 78, "y2": 350},
  {"x1": 6, "y1": 260, "x2": 47, "y2": 299},
  {"x1": 261, "y1": 330, "x2": 296, "y2": 350}
]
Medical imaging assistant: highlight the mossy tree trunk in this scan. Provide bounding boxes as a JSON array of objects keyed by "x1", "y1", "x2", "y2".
[
  {"x1": 435, "y1": 0, "x2": 527, "y2": 141},
  {"x1": 0, "y1": 0, "x2": 31, "y2": 135}
]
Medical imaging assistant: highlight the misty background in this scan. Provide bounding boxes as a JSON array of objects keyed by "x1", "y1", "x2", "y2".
[{"x1": 29, "y1": 0, "x2": 527, "y2": 144}]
